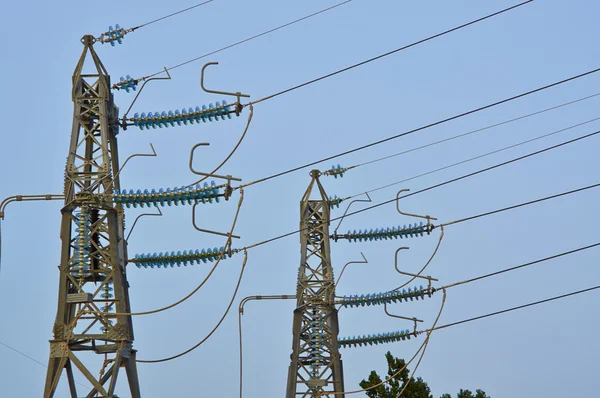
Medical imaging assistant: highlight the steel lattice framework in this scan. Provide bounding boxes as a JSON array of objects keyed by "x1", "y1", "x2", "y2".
[
  {"x1": 44, "y1": 35, "x2": 140, "y2": 397},
  {"x1": 286, "y1": 170, "x2": 345, "y2": 397}
]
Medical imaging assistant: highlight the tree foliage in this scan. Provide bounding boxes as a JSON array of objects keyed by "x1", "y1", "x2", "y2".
[{"x1": 359, "y1": 351, "x2": 489, "y2": 398}]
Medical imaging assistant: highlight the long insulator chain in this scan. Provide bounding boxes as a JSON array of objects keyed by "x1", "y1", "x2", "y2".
[
  {"x1": 72, "y1": 209, "x2": 91, "y2": 280},
  {"x1": 131, "y1": 246, "x2": 232, "y2": 268},
  {"x1": 339, "y1": 285, "x2": 430, "y2": 308},
  {"x1": 113, "y1": 181, "x2": 225, "y2": 208},
  {"x1": 332, "y1": 222, "x2": 433, "y2": 242},
  {"x1": 98, "y1": 24, "x2": 129, "y2": 46},
  {"x1": 338, "y1": 329, "x2": 415, "y2": 349},
  {"x1": 323, "y1": 164, "x2": 349, "y2": 179},
  {"x1": 131, "y1": 101, "x2": 235, "y2": 130},
  {"x1": 329, "y1": 195, "x2": 344, "y2": 209},
  {"x1": 113, "y1": 75, "x2": 138, "y2": 92}
]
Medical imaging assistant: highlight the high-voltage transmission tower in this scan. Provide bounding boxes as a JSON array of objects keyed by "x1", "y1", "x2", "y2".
[
  {"x1": 287, "y1": 170, "x2": 345, "y2": 398},
  {"x1": 44, "y1": 35, "x2": 140, "y2": 397}
]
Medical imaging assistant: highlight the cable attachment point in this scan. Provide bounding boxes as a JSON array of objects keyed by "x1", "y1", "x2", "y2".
[
  {"x1": 328, "y1": 195, "x2": 344, "y2": 209},
  {"x1": 98, "y1": 24, "x2": 130, "y2": 46},
  {"x1": 113, "y1": 75, "x2": 139, "y2": 92},
  {"x1": 201, "y1": 62, "x2": 250, "y2": 116},
  {"x1": 323, "y1": 164, "x2": 352, "y2": 179}
]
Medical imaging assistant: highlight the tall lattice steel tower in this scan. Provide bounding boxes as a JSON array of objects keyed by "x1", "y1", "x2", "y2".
[
  {"x1": 287, "y1": 170, "x2": 345, "y2": 397},
  {"x1": 44, "y1": 35, "x2": 140, "y2": 397}
]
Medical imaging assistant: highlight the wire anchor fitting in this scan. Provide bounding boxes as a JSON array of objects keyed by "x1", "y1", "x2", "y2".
[
  {"x1": 328, "y1": 195, "x2": 344, "y2": 209},
  {"x1": 393, "y1": 247, "x2": 439, "y2": 292},
  {"x1": 396, "y1": 188, "x2": 437, "y2": 233},
  {"x1": 114, "y1": 75, "x2": 138, "y2": 92},
  {"x1": 323, "y1": 164, "x2": 351, "y2": 179},
  {"x1": 201, "y1": 62, "x2": 250, "y2": 116},
  {"x1": 383, "y1": 301, "x2": 423, "y2": 337},
  {"x1": 98, "y1": 24, "x2": 132, "y2": 46}
]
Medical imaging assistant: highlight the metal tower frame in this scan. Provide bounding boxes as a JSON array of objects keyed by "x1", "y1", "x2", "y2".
[
  {"x1": 286, "y1": 170, "x2": 345, "y2": 397},
  {"x1": 44, "y1": 35, "x2": 141, "y2": 398}
]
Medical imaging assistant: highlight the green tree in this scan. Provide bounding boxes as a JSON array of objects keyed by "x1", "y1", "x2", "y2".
[{"x1": 360, "y1": 351, "x2": 489, "y2": 398}]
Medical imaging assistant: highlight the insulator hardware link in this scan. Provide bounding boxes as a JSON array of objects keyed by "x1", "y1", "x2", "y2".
[
  {"x1": 339, "y1": 285, "x2": 430, "y2": 308},
  {"x1": 324, "y1": 164, "x2": 347, "y2": 179},
  {"x1": 338, "y1": 329, "x2": 415, "y2": 348},
  {"x1": 131, "y1": 246, "x2": 232, "y2": 268},
  {"x1": 131, "y1": 100, "x2": 236, "y2": 130},
  {"x1": 113, "y1": 181, "x2": 226, "y2": 208},
  {"x1": 329, "y1": 195, "x2": 343, "y2": 209},
  {"x1": 99, "y1": 24, "x2": 126, "y2": 46},
  {"x1": 331, "y1": 222, "x2": 433, "y2": 242},
  {"x1": 114, "y1": 75, "x2": 138, "y2": 92}
]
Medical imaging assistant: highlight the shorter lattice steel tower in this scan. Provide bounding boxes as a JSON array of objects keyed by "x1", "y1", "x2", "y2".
[{"x1": 287, "y1": 170, "x2": 344, "y2": 397}]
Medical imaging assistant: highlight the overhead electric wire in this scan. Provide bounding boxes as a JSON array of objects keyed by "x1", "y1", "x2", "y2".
[
  {"x1": 438, "y1": 182, "x2": 600, "y2": 229},
  {"x1": 345, "y1": 115, "x2": 600, "y2": 200},
  {"x1": 336, "y1": 129, "x2": 600, "y2": 221},
  {"x1": 421, "y1": 285, "x2": 600, "y2": 334},
  {"x1": 144, "y1": 0, "x2": 354, "y2": 78},
  {"x1": 237, "y1": 66, "x2": 600, "y2": 189},
  {"x1": 239, "y1": 129, "x2": 600, "y2": 251},
  {"x1": 438, "y1": 242, "x2": 600, "y2": 291},
  {"x1": 0, "y1": 340, "x2": 90, "y2": 389},
  {"x1": 248, "y1": 0, "x2": 533, "y2": 106},
  {"x1": 133, "y1": 0, "x2": 214, "y2": 31},
  {"x1": 353, "y1": 92, "x2": 600, "y2": 170}
]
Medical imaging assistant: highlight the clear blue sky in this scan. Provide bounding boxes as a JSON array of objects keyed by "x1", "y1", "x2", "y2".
[{"x1": 1, "y1": 0, "x2": 599, "y2": 397}]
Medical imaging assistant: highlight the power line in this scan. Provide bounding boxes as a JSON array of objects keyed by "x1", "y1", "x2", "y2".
[
  {"x1": 439, "y1": 242, "x2": 600, "y2": 291},
  {"x1": 422, "y1": 285, "x2": 600, "y2": 334},
  {"x1": 345, "y1": 115, "x2": 600, "y2": 200},
  {"x1": 145, "y1": 0, "x2": 354, "y2": 78},
  {"x1": 338, "y1": 130, "x2": 600, "y2": 221},
  {"x1": 134, "y1": 0, "x2": 214, "y2": 30},
  {"x1": 239, "y1": 130, "x2": 600, "y2": 251},
  {"x1": 439, "y1": 183, "x2": 600, "y2": 228},
  {"x1": 238, "y1": 66, "x2": 600, "y2": 189},
  {"x1": 354, "y1": 92, "x2": 600, "y2": 170},
  {"x1": 0, "y1": 340, "x2": 90, "y2": 389},
  {"x1": 249, "y1": 1, "x2": 533, "y2": 106}
]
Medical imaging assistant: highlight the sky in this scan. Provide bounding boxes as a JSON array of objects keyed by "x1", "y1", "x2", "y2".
[{"x1": 0, "y1": 0, "x2": 599, "y2": 397}]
